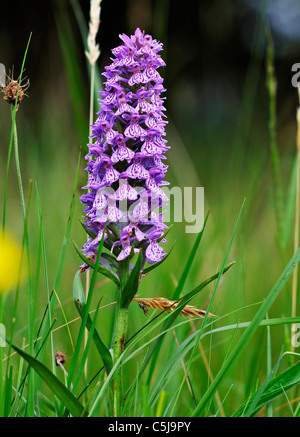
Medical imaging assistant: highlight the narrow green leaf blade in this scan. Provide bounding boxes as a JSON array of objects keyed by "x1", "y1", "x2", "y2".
[
  {"x1": 173, "y1": 212, "x2": 209, "y2": 300},
  {"x1": 192, "y1": 245, "x2": 300, "y2": 416},
  {"x1": 73, "y1": 271, "x2": 113, "y2": 374},
  {"x1": 73, "y1": 241, "x2": 120, "y2": 286},
  {"x1": 121, "y1": 250, "x2": 143, "y2": 309},
  {"x1": 233, "y1": 360, "x2": 300, "y2": 417},
  {"x1": 8, "y1": 341, "x2": 87, "y2": 417},
  {"x1": 139, "y1": 262, "x2": 235, "y2": 385}
]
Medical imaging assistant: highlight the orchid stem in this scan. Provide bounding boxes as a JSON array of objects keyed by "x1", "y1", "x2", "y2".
[{"x1": 112, "y1": 259, "x2": 129, "y2": 417}]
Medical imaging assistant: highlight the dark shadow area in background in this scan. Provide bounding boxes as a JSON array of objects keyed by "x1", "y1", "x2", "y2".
[{"x1": 1, "y1": 0, "x2": 300, "y2": 159}]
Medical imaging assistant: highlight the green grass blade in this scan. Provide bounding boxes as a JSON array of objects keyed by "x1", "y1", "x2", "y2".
[
  {"x1": 67, "y1": 227, "x2": 106, "y2": 391},
  {"x1": 139, "y1": 262, "x2": 235, "y2": 386},
  {"x1": 172, "y1": 212, "x2": 209, "y2": 300},
  {"x1": 192, "y1": 246, "x2": 300, "y2": 416},
  {"x1": 143, "y1": 214, "x2": 209, "y2": 390},
  {"x1": 8, "y1": 341, "x2": 87, "y2": 417},
  {"x1": 72, "y1": 300, "x2": 102, "y2": 394},
  {"x1": 73, "y1": 270, "x2": 113, "y2": 374},
  {"x1": 169, "y1": 199, "x2": 245, "y2": 416},
  {"x1": 34, "y1": 183, "x2": 56, "y2": 382},
  {"x1": 265, "y1": 24, "x2": 285, "y2": 256},
  {"x1": 266, "y1": 313, "x2": 273, "y2": 417},
  {"x1": 70, "y1": 0, "x2": 102, "y2": 98},
  {"x1": 2, "y1": 33, "x2": 32, "y2": 232},
  {"x1": 4, "y1": 365, "x2": 13, "y2": 417},
  {"x1": 233, "y1": 354, "x2": 300, "y2": 417},
  {"x1": 73, "y1": 240, "x2": 120, "y2": 286}
]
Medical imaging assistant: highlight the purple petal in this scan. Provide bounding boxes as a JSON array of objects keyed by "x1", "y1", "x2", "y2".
[
  {"x1": 114, "y1": 181, "x2": 138, "y2": 201},
  {"x1": 117, "y1": 245, "x2": 132, "y2": 261},
  {"x1": 126, "y1": 163, "x2": 149, "y2": 180},
  {"x1": 104, "y1": 167, "x2": 120, "y2": 185},
  {"x1": 145, "y1": 240, "x2": 165, "y2": 263}
]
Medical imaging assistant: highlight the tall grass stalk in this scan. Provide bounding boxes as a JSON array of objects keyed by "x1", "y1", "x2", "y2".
[
  {"x1": 84, "y1": 0, "x2": 102, "y2": 378},
  {"x1": 169, "y1": 199, "x2": 245, "y2": 416},
  {"x1": 10, "y1": 107, "x2": 35, "y2": 416},
  {"x1": 2, "y1": 34, "x2": 31, "y2": 231},
  {"x1": 291, "y1": 87, "x2": 300, "y2": 350},
  {"x1": 192, "y1": 245, "x2": 300, "y2": 416},
  {"x1": 0, "y1": 36, "x2": 33, "y2": 416},
  {"x1": 265, "y1": 25, "x2": 285, "y2": 262}
]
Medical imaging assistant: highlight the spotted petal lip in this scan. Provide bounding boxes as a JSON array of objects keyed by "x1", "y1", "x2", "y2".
[
  {"x1": 80, "y1": 27, "x2": 170, "y2": 267},
  {"x1": 145, "y1": 240, "x2": 166, "y2": 263},
  {"x1": 125, "y1": 163, "x2": 149, "y2": 180}
]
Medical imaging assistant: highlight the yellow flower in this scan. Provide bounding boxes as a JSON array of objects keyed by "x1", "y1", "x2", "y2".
[{"x1": 0, "y1": 231, "x2": 23, "y2": 294}]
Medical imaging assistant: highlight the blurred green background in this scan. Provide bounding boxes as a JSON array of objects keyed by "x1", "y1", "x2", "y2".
[{"x1": 1, "y1": 0, "x2": 300, "y2": 415}]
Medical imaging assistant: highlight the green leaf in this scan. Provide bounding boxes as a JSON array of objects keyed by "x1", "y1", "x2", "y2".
[
  {"x1": 169, "y1": 199, "x2": 244, "y2": 416},
  {"x1": 4, "y1": 365, "x2": 13, "y2": 417},
  {"x1": 143, "y1": 213, "x2": 209, "y2": 389},
  {"x1": 120, "y1": 250, "x2": 143, "y2": 309},
  {"x1": 73, "y1": 240, "x2": 120, "y2": 286},
  {"x1": 79, "y1": 220, "x2": 118, "y2": 254},
  {"x1": 173, "y1": 212, "x2": 209, "y2": 300},
  {"x1": 233, "y1": 359, "x2": 300, "y2": 417},
  {"x1": 137, "y1": 262, "x2": 234, "y2": 386},
  {"x1": 192, "y1": 244, "x2": 300, "y2": 416},
  {"x1": 73, "y1": 270, "x2": 113, "y2": 375},
  {"x1": 67, "y1": 227, "x2": 107, "y2": 392},
  {"x1": 8, "y1": 341, "x2": 87, "y2": 417},
  {"x1": 79, "y1": 220, "x2": 97, "y2": 239},
  {"x1": 101, "y1": 252, "x2": 119, "y2": 269}
]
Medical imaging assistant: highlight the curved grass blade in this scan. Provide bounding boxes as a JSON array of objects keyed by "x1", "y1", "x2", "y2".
[
  {"x1": 173, "y1": 212, "x2": 209, "y2": 300},
  {"x1": 192, "y1": 245, "x2": 300, "y2": 416},
  {"x1": 144, "y1": 215, "x2": 209, "y2": 386},
  {"x1": 73, "y1": 270, "x2": 113, "y2": 375},
  {"x1": 67, "y1": 227, "x2": 107, "y2": 393},
  {"x1": 145, "y1": 262, "x2": 235, "y2": 387},
  {"x1": 283, "y1": 154, "x2": 298, "y2": 248},
  {"x1": 233, "y1": 354, "x2": 300, "y2": 417},
  {"x1": 8, "y1": 341, "x2": 87, "y2": 417},
  {"x1": 124, "y1": 262, "x2": 235, "y2": 396},
  {"x1": 72, "y1": 300, "x2": 102, "y2": 394},
  {"x1": 73, "y1": 241, "x2": 120, "y2": 286},
  {"x1": 170, "y1": 199, "x2": 245, "y2": 416}
]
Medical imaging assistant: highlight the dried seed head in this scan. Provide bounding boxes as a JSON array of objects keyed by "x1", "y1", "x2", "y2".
[
  {"x1": 55, "y1": 351, "x2": 67, "y2": 366},
  {"x1": 86, "y1": 0, "x2": 102, "y2": 66},
  {"x1": 1, "y1": 70, "x2": 29, "y2": 107},
  {"x1": 134, "y1": 297, "x2": 216, "y2": 319}
]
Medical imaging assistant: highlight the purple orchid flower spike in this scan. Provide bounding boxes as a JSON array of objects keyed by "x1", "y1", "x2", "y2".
[{"x1": 80, "y1": 27, "x2": 170, "y2": 277}]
